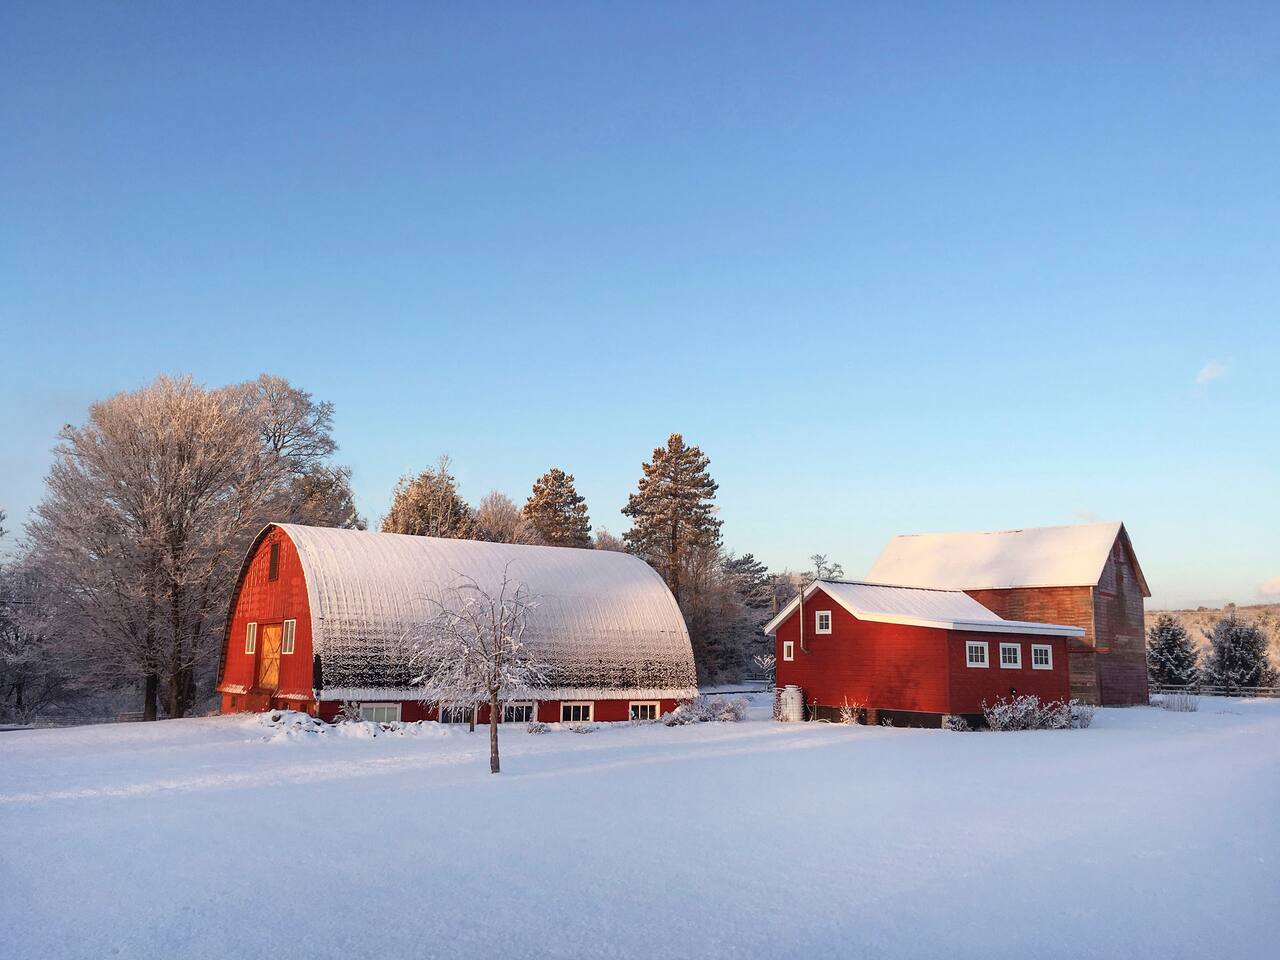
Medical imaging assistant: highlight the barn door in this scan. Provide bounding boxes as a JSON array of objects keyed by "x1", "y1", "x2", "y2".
[{"x1": 257, "y1": 624, "x2": 283, "y2": 691}]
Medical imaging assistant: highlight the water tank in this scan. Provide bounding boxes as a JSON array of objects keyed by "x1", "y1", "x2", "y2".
[{"x1": 778, "y1": 685, "x2": 805, "y2": 722}]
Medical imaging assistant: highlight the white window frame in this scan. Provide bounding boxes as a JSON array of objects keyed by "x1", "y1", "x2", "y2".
[
  {"x1": 999, "y1": 642, "x2": 1022, "y2": 669},
  {"x1": 629, "y1": 701, "x2": 660, "y2": 721},
  {"x1": 561, "y1": 701, "x2": 593, "y2": 723},
  {"x1": 815, "y1": 610, "x2": 833, "y2": 635},
  {"x1": 360, "y1": 702, "x2": 401, "y2": 724},
  {"x1": 438, "y1": 704, "x2": 473, "y2": 724},
  {"x1": 966, "y1": 641, "x2": 989, "y2": 668},
  {"x1": 782, "y1": 640, "x2": 795, "y2": 661},
  {"x1": 245, "y1": 622, "x2": 257, "y2": 654},
  {"x1": 1031, "y1": 644, "x2": 1053, "y2": 670},
  {"x1": 281, "y1": 619, "x2": 296, "y2": 655},
  {"x1": 503, "y1": 701, "x2": 535, "y2": 723}
]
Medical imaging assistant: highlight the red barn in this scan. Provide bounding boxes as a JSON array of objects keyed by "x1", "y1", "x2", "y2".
[
  {"x1": 764, "y1": 580, "x2": 1083, "y2": 726},
  {"x1": 867, "y1": 522, "x2": 1151, "y2": 705},
  {"x1": 216, "y1": 524, "x2": 697, "y2": 723}
]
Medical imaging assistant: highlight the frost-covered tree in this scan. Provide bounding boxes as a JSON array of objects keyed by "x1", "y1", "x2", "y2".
[
  {"x1": 409, "y1": 569, "x2": 548, "y2": 774},
  {"x1": 1202, "y1": 612, "x2": 1277, "y2": 690},
  {"x1": 0, "y1": 563, "x2": 71, "y2": 724},
  {"x1": 474, "y1": 491, "x2": 540, "y2": 544},
  {"x1": 1147, "y1": 613, "x2": 1200, "y2": 687},
  {"x1": 382, "y1": 456, "x2": 475, "y2": 539},
  {"x1": 723, "y1": 554, "x2": 773, "y2": 610},
  {"x1": 285, "y1": 464, "x2": 366, "y2": 530},
  {"x1": 523, "y1": 468, "x2": 591, "y2": 548},
  {"x1": 592, "y1": 527, "x2": 626, "y2": 552},
  {"x1": 807, "y1": 554, "x2": 844, "y2": 581},
  {"x1": 622, "y1": 434, "x2": 721, "y2": 604}
]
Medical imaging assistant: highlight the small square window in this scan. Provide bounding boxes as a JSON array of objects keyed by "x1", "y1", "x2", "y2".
[
  {"x1": 815, "y1": 611, "x2": 832, "y2": 634},
  {"x1": 966, "y1": 641, "x2": 988, "y2": 668},
  {"x1": 245, "y1": 622, "x2": 257, "y2": 654},
  {"x1": 268, "y1": 542, "x2": 280, "y2": 582},
  {"x1": 1031, "y1": 645, "x2": 1053, "y2": 670},
  {"x1": 782, "y1": 640, "x2": 795, "y2": 661},
  {"x1": 999, "y1": 643, "x2": 1022, "y2": 669},
  {"x1": 281, "y1": 619, "x2": 296, "y2": 655},
  {"x1": 630, "y1": 701, "x2": 659, "y2": 721}
]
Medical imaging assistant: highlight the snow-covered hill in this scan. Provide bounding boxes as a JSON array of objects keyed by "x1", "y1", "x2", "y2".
[{"x1": 2, "y1": 696, "x2": 1277, "y2": 959}]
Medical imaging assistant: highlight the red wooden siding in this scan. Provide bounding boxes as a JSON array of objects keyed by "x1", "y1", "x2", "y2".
[
  {"x1": 773, "y1": 587, "x2": 1072, "y2": 719},
  {"x1": 218, "y1": 528, "x2": 314, "y2": 713}
]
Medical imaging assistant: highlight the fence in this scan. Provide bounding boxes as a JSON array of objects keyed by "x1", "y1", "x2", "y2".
[{"x1": 1150, "y1": 683, "x2": 1280, "y2": 699}]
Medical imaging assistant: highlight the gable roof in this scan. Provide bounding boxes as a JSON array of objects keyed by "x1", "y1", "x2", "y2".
[
  {"x1": 233, "y1": 524, "x2": 698, "y2": 701},
  {"x1": 762, "y1": 580, "x2": 1085, "y2": 637},
  {"x1": 865, "y1": 521, "x2": 1150, "y2": 596}
]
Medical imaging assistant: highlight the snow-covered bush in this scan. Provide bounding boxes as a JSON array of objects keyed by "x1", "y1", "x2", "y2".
[
  {"x1": 661, "y1": 696, "x2": 747, "y2": 726},
  {"x1": 982, "y1": 695, "x2": 1079, "y2": 731},
  {"x1": 568, "y1": 723, "x2": 597, "y2": 734},
  {"x1": 1071, "y1": 702, "x2": 1096, "y2": 729},
  {"x1": 837, "y1": 698, "x2": 863, "y2": 725},
  {"x1": 526, "y1": 720, "x2": 550, "y2": 734},
  {"x1": 1159, "y1": 692, "x2": 1199, "y2": 713},
  {"x1": 336, "y1": 700, "x2": 364, "y2": 723},
  {"x1": 943, "y1": 714, "x2": 972, "y2": 732}
]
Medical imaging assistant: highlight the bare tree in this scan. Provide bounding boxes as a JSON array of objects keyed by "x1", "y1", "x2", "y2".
[
  {"x1": 382, "y1": 455, "x2": 476, "y2": 539},
  {"x1": 474, "y1": 491, "x2": 540, "y2": 544},
  {"x1": 409, "y1": 568, "x2": 548, "y2": 773},
  {"x1": 592, "y1": 527, "x2": 627, "y2": 552}
]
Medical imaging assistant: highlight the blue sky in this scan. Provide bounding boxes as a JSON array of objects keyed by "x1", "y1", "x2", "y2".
[{"x1": 2, "y1": 2, "x2": 1277, "y2": 609}]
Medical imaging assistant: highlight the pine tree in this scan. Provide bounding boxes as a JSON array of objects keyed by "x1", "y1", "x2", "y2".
[
  {"x1": 382, "y1": 456, "x2": 475, "y2": 539},
  {"x1": 622, "y1": 434, "x2": 722, "y2": 604},
  {"x1": 522, "y1": 469, "x2": 591, "y2": 548},
  {"x1": 1202, "y1": 611, "x2": 1278, "y2": 690},
  {"x1": 1146, "y1": 613, "x2": 1199, "y2": 687}
]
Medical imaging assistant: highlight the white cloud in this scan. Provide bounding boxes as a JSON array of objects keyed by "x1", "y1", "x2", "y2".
[
  {"x1": 1259, "y1": 576, "x2": 1280, "y2": 600},
  {"x1": 1196, "y1": 361, "x2": 1227, "y2": 385}
]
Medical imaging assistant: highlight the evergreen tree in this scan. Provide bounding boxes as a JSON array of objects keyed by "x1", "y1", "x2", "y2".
[
  {"x1": 522, "y1": 469, "x2": 591, "y2": 548},
  {"x1": 1146, "y1": 613, "x2": 1199, "y2": 687},
  {"x1": 622, "y1": 434, "x2": 721, "y2": 604},
  {"x1": 723, "y1": 554, "x2": 772, "y2": 610},
  {"x1": 1202, "y1": 611, "x2": 1278, "y2": 690},
  {"x1": 382, "y1": 456, "x2": 476, "y2": 539}
]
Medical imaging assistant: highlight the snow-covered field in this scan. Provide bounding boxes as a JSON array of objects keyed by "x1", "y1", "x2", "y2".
[{"x1": 2, "y1": 697, "x2": 1277, "y2": 960}]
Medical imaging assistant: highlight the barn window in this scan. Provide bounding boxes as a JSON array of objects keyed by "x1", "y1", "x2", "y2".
[
  {"x1": 966, "y1": 641, "x2": 988, "y2": 668},
  {"x1": 999, "y1": 643, "x2": 1022, "y2": 669},
  {"x1": 439, "y1": 705, "x2": 473, "y2": 724},
  {"x1": 815, "y1": 610, "x2": 832, "y2": 634},
  {"x1": 629, "y1": 701, "x2": 660, "y2": 721},
  {"x1": 281, "y1": 619, "x2": 296, "y2": 655},
  {"x1": 268, "y1": 542, "x2": 280, "y2": 581},
  {"x1": 245, "y1": 622, "x2": 258, "y2": 654},
  {"x1": 561, "y1": 702, "x2": 593, "y2": 723},
  {"x1": 503, "y1": 701, "x2": 534, "y2": 723},
  {"x1": 782, "y1": 640, "x2": 795, "y2": 661},
  {"x1": 360, "y1": 702, "x2": 401, "y2": 724},
  {"x1": 1031, "y1": 644, "x2": 1053, "y2": 670}
]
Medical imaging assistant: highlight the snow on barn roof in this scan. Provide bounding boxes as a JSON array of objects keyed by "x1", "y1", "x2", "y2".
[
  {"x1": 762, "y1": 580, "x2": 1085, "y2": 637},
  {"x1": 267, "y1": 524, "x2": 698, "y2": 701},
  {"x1": 866, "y1": 521, "x2": 1149, "y2": 595}
]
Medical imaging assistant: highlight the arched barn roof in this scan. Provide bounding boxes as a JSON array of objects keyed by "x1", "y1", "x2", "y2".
[{"x1": 251, "y1": 524, "x2": 697, "y2": 702}]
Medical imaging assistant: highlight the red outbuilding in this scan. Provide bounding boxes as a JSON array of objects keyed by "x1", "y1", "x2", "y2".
[
  {"x1": 217, "y1": 524, "x2": 698, "y2": 724},
  {"x1": 764, "y1": 580, "x2": 1083, "y2": 726}
]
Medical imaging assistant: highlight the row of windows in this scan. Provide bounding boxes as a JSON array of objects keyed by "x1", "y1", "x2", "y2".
[
  {"x1": 966, "y1": 641, "x2": 1053, "y2": 670},
  {"x1": 244, "y1": 620, "x2": 296, "y2": 655},
  {"x1": 784, "y1": 636, "x2": 1053, "y2": 669},
  {"x1": 358, "y1": 701, "x2": 663, "y2": 724}
]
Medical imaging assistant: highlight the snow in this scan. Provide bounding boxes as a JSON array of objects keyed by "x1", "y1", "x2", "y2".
[
  {"x1": 272, "y1": 524, "x2": 697, "y2": 700},
  {"x1": 764, "y1": 579, "x2": 1085, "y2": 636},
  {"x1": 867, "y1": 521, "x2": 1137, "y2": 591},
  {"x1": 3, "y1": 698, "x2": 1278, "y2": 959}
]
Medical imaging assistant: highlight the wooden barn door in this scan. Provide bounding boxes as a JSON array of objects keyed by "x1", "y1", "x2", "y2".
[{"x1": 256, "y1": 624, "x2": 283, "y2": 691}]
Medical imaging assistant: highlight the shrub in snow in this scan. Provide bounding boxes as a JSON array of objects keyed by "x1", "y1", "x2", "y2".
[
  {"x1": 982, "y1": 695, "x2": 1078, "y2": 731},
  {"x1": 336, "y1": 700, "x2": 364, "y2": 723},
  {"x1": 837, "y1": 699, "x2": 864, "y2": 725},
  {"x1": 661, "y1": 696, "x2": 747, "y2": 726},
  {"x1": 568, "y1": 723, "x2": 597, "y2": 734},
  {"x1": 526, "y1": 720, "x2": 550, "y2": 734},
  {"x1": 1071, "y1": 702, "x2": 1095, "y2": 729},
  {"x1": 943, "y1": 714, "x2": 972, "y2": 732},
  {"x1": 1159, "y1": 692, "x2": 1199, "y2": 713}
]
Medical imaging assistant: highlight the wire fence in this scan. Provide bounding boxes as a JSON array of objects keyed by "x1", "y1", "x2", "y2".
[{"x1": 1150, "y1": 683, "x2": 1280, "y2": 699}]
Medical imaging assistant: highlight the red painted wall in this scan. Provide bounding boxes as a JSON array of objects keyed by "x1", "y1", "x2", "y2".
[
  {"x1": 312, "y1": 698, "x2": 681, "y2": 724},
  {"x1": 773, "y1": 588, "x2": 1072, "y2": 716},
  {"x1": 218, "y1": 527, "x2": 315, "y2": 713}
]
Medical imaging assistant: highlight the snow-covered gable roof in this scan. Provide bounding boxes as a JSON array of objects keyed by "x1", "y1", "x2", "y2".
[
  {"x1": 762, "y1": 580, "x2": 1085, "y2": 637},
  {"x1": 265, "y1": 524, "x2": 698, "y2": 701},
  {"x1": 866, "y1": 521, "x2": 1149, "y2": 595}
]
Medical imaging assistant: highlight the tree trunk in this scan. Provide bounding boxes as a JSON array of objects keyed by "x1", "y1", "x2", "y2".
[
  {"x1": 143, "y1": 673, "x2": 159, "y2": 720},
  {"x1": 469, "y1": 704, "x2": 476, "y2": 733},
  {"x1": 489, "y1": 691, "x2": 501, "y2": 774}
]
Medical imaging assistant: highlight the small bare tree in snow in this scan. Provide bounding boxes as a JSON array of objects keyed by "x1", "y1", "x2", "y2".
[{"x1": 410, "y1": 567, "x2": 548, "y2": 773}]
